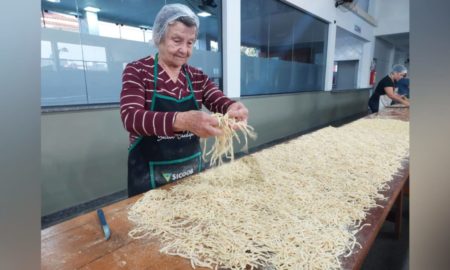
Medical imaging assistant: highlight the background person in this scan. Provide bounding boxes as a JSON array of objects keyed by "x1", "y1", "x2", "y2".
[{"x1": 368, "y1": 64, "x2": 410, "y2": 113}]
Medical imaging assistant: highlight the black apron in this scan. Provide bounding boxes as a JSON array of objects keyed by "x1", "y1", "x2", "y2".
[{"x1": 127, "y1": 53, "x2": 202, "y2": 197}]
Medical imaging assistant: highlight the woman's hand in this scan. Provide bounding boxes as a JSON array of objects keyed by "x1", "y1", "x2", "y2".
[
  {"x1": 227, "y1": 102, "x2": 249, "y2": 123},
  {"x1": 173, "y1": 111, "x2": 223, "y2": 138}
]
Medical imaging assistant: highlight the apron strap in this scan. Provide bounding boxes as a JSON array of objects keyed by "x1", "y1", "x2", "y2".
[{"x1": 154, "y1": 53, "x2": 194, "y2": 95}]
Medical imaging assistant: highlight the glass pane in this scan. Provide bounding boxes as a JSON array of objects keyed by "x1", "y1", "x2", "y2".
[
  {"x1": 358, "y1": 0, "x2": 370, "y2": 13},
  {"x1": 57, "y1": 42, "x2": 83, "y2": 60},
  {"x1": 41, "y1": 0, "x2": 223, "y2": 106},
  {"x1": 333, "y1": 27, "x2": 365, "y2": 90},
  {"x1": 41, "y1": 40, "x2": 56, "y2": 70},
  {"x1": 143, "y1": 29, "x2": 153, "y2": 43},
  {"x1": 120, "y1": 25, "x2": 145, "y2": 42},
  {"x1": 41, "y1": 10, "x2": 80, "y2": 32},
  {"x1": 241, "y1": 0, "x2": 328, "y2": 96},
  {"x1": 41, "y1": 0, "x2": 88, "y2": 106},
  {"x1": 166, "y1": 0, "x2": 223, "y2": 87},
  {"x1": 82, "y1": 45, "x2": 108, "y2": 72},
  {"x1": 98, "y1": 21, "x2": 120, "y2": 39},
  {"x1": 75, "y1": 0, "x2": 165, "y2": 104}
]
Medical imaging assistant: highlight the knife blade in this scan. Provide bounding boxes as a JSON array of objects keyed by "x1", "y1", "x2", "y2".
[{"x1": 97, "y1": 209, "x2": 111, "y2": 240}]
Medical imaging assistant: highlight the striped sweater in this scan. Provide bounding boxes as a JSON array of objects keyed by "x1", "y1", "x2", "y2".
[{"x1": 120, "y1": 55, "x2": 235, "y2": 144}]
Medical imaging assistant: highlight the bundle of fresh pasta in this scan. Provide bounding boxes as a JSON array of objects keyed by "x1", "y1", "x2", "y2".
[{"x1": 202, "y1": 113, "x2": 257, "y2": 167}]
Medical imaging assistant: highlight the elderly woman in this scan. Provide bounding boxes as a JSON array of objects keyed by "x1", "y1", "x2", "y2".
[
  {"x1": 368, "y1": 64, "x2": 410, "y2": 113},
  {"x1": 120, "y1": 4, "x2": 248, "y2": 196}
]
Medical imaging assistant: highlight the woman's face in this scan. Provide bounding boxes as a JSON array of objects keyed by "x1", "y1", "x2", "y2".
[
  {"x1": 393, "y1": 72, "x2": 407, "y2": 81},
  {"x1": 158, "y1": 21, "x2": 197, "y2": 68}
]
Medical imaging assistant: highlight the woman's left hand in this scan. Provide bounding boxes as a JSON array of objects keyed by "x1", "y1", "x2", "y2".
[{"x1": 227, "y1": 102, "x2": 249, "y2": 123}]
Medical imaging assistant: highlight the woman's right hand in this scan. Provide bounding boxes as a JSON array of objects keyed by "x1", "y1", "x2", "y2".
[{"x1": 173, "y1": 111, "x2": 223, "y2": 138}]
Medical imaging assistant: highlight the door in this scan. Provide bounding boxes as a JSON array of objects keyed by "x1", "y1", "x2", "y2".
[{"x1": 334, "y1": 60, "x2": 359, "y2": 90}]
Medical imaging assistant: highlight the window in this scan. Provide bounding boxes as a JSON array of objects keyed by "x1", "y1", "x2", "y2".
[
  {"x1": 41, "y1": 10, "x2": 80, "y2": 32},
  {"x1": 333, "y1": 27, "x2": 365, "y2": 90},
  {"x1": 357, "y1": 0, "x2": 370, "y2": 13},
  {"x1": 143, "y1": 29, "x2": 153, "y2": 43},
  {"x1": 57, "y1": 42, "x2": 84, "y2": 70},
  {"x1": 98, "y1": 21, "x2": 120, "y2": 39},
  {"x1": 41, "y1": 0, "x2": 223, "y2": 107},
  {"x1": 210, "y1": 40, "x2": 219, "y2": 52},
  {"x1": 120, "y1": 25, "x2": 145, "y2": 42},
  {"x1": 241, "y1": 0, "x2": 328, "y2": 96},
  {"x1": 41, "y1": 40, "x2": 55, "y2": 70}
]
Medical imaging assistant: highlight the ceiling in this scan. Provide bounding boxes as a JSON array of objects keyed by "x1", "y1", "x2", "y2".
[
  {"x1": 42, "y1": 0, "x2": 329, "y2": 47},
  {"x1": 41, "y1": 0, "x2": 221, "y2": 37},
  {"x1": 378, "y1": 33, "x2": 409, "y2": 52},
  {"x1": 242, "y1": 9, "x2": 328, "y2": 47},
  {"x1": 241, "y1": 0, "x2": 328, "y2": 47}
]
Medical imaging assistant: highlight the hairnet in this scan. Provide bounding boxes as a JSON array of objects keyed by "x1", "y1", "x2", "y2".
[
  {"x1": 391, "y1": 64, "x2": 408, "y2": 74},
  {"x1": 152, "y1": 4, "x2": 200, "y2": 46}
]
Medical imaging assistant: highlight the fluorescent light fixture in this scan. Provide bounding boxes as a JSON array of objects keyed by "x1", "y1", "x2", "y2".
[
  {"x1": 139, "y1": 25, "x2": 151, "y2": 29},
  {"x1": 197, "y1": 11, "x2": 211, "y2": 17},
  {"x1": 47, "y1": 0, "x2": 61, "y2": 3},
  {"x1": 84, "y1": 6, "x2": 101, "y2": 13}
]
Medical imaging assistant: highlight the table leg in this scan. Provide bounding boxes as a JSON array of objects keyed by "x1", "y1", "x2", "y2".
[
  {"x1": 394, "y1": 189, "x2": 404, "y2": 239},
  {"x1": 404, "y1": 177, "x2": 410, "y2": 196}
]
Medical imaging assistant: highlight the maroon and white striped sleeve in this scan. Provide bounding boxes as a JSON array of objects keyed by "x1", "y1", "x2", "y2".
[
  {"x1": 120, "y1": 62, "x2": 177, "y2": 137},
  {"x1": 200, "y1": 74, "x2": 235, "y2": 114}
]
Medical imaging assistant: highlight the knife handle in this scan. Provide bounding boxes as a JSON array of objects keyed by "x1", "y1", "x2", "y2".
[
  {"x1": 97, "y1": 208, "x2": 111, "y2": 240},
  {"x1": 97, "y1": 209, "x2": 107, "y2": 226}
]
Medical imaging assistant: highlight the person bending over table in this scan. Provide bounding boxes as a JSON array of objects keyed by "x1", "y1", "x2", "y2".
[{"x1": 368, "y1": 64, "x2": 410, "y2": 113}]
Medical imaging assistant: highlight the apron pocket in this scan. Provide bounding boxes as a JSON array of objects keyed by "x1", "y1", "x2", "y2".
[{"x1": 149, "y1": 152, "x2": 202, "y2": 189}]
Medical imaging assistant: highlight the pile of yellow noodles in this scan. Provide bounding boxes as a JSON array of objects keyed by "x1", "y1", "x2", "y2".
[{"x1": 129, "y1": 118, "x2": 409, "y2": 270}]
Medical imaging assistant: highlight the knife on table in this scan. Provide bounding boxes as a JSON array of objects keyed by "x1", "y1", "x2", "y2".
[{"x1": 97, "y1": 208, "x2": 111, "y2": 240}]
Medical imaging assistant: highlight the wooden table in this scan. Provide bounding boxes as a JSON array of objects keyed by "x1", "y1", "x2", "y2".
[
  {"x1": 340, "y1": 107, "x2": 410, "y2": 269},
  {"x1": 41, "y1": 108, "x2": 409, "y2": 270}
]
